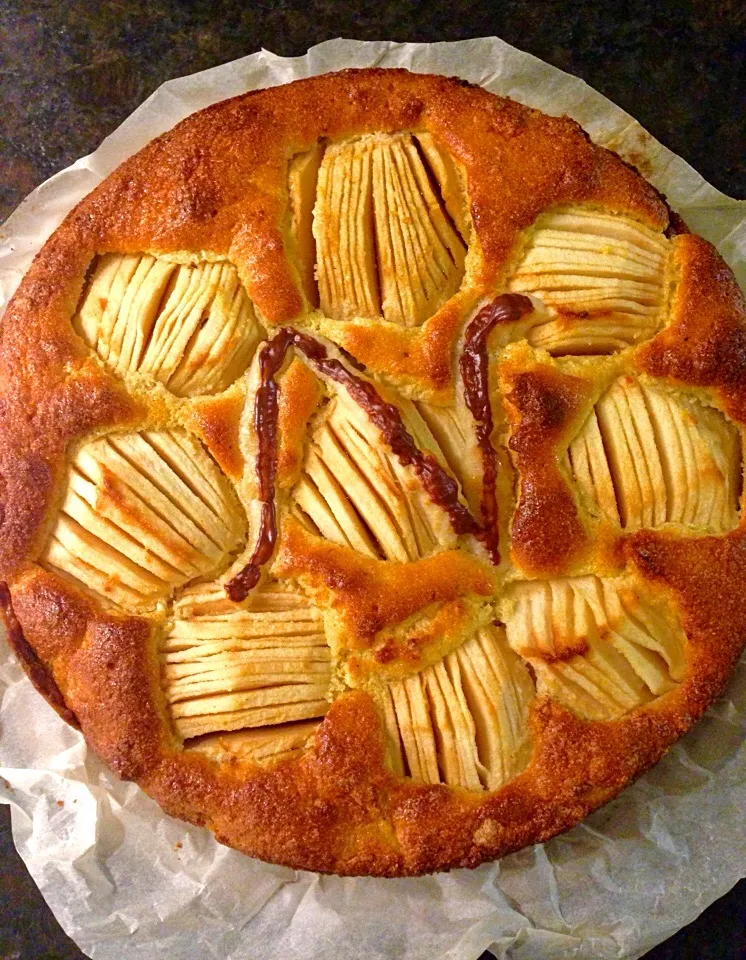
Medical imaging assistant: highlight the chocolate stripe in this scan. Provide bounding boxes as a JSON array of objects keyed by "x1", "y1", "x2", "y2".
[
  {"x1": 226, "y1": 329, "x2": 480, "y2": 601},
  {"x1": 225, "y1": 329, "x2": 294, "y2": 601},
  {"x1": 460, "y1": 294, "x2": 533, "y2": 565}
]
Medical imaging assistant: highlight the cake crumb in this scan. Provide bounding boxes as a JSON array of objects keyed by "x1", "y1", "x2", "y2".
[{"x1": 474, "y1": 818, "x2": 502, "y2": 846}]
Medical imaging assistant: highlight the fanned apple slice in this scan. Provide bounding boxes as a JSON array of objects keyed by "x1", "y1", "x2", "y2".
[
  {"x1": 567, "y1": 408, "x2": 620, "y2": 525},
  {"x1": 379, "y1": 683, "x2": 406, "y2": 777},
  {"x1": 314, "y1": 133, "x2": 466, "y2": 326},
  {"x1": 568, "y1": 377, "x2": 741, "y2": 531},
  {"x1": 175, "y1": 578, "x2": 312, "y2": 616},
  {"x1": 172, "y1": 687, "x2": 330, "y2": 740},
  {"x1": 163, "y1": 579, "x2": 331, "y2": 740},
  {"x1": 505, "y1": 575, "x2": 686, "y2": 721},
  {"x1": 42, "y1": 430, "x2": 245, "y2": 609},
  {"x1": 384, "y1": 398, "x2": 458, "y2": 553},
  {"x1": 391, "y1": 672, "x2": 441, "y2": 784},
  {"x1": 527, "y1": 312, "x2": 657, "y2": 355},
  {"x1": 188, "y1": 720, "x2": 320, "y2": 766},
  {"x1": 75, "y1": 254, "x2": 262, "y2": 396},
  {"x1": 642, "y1": 388, "x2": 742, "y2": 529},
  {"x1": 414, "y1": 132, "x2": 471, "y2": 240},
  {"x1": 595, "y1": 376, "x2": 666, "y2": 528},
  {"x1": 292, "y1": 390, "x2": 459, "y2": 561},
  {"x1": 314, "y1": 139, "x2": 380, "y2": 322},
  {"x1": 383, "y1": 625, "x2": 534, "y2": 790},
  {"x1": 455, "y1": 628, "x2": 535, "y2": 789},
  {"x1": 414, "y1": 400, "x2": 482, "y2": 515},
  {"x1": 424, "y1": 657, "x2": 483, "y2": 790},
  {"x1": 509, "y1": 205, "x2": 669, "y2": 354},
  {"x1": 372, "y1": 135, "x2": 465, "y2": 327}
]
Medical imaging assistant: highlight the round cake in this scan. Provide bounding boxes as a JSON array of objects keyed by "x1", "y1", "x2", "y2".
[{"x1": 2, "y1": 68, "x2": 745, "y2": 876}]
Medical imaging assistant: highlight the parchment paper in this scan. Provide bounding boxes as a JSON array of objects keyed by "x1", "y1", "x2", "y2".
[{"x1": 1, "y1": 38, "x2": 745, "y2": 960}]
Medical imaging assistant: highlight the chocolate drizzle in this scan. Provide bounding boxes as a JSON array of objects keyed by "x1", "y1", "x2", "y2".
[
  {"x1": 225, "y1": 329, "x2": 294, "y2": 601},
  {"x1": 226, "y1": 328, "x2": 480, "y2": 601},
  {"x1": 459, "y1": 294, "x2": 533, "y2": 565},
  {"x1": 0, "y1": 582, "x2": 80, "y2": 729}
]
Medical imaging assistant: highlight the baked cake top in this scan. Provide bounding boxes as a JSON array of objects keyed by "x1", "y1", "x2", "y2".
[{"x1": 1, "y1": 68, "x2": 745, "y2": 876}]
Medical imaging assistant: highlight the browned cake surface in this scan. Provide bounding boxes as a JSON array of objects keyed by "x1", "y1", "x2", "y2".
[{"x1": 1, "y1": 68, "x2": 745, "y2": 876}]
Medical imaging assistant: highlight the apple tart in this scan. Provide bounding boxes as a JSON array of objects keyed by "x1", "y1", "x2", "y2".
[{"x1": 1, "y1": 68, "x2": 745, "y2": 876}]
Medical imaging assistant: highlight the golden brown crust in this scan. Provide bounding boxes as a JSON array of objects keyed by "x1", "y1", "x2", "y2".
[
  {"x1": 1, "y1": 68, "x2": 745, "y2": 876},
  {"x1": 0, "y1": 579, "x2": 80, "y2": 729},
  {"x1": 275, "y1": 360, "x2": 324, "y2": 487},
  {"x1": 500, "y1": 350, "x2": 593, "y2": 575},
  {"x1": 273, "y1": 518, "x2": 494, "y2": 648},
  {"x1": 189, "y1": 388, "x2": 247, "y2": 482},
  {"x1": 640, "y1": 234, "x2": 746, "y2": 417}
]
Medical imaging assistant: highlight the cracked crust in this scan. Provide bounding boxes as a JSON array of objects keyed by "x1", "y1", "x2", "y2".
[{"x1": 1, "y1": 68, "x2": 745, "y2": 876}]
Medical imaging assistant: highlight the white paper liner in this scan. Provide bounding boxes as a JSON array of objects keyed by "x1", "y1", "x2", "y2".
[{"x1": 1, "y1": 37, "x2": 745, "y2": 960}]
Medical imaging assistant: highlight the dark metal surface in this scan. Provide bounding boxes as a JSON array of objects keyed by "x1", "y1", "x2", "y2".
[{"x1": 0, "y1": 1, "x2": 744, "y2": 958}]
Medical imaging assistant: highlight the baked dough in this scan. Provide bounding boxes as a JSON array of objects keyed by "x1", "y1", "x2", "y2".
[{"x1": 1, "y1": 68, "x2": 745, "y2": 876}]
